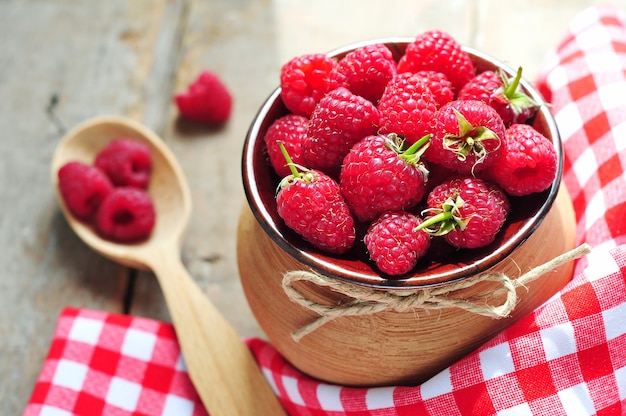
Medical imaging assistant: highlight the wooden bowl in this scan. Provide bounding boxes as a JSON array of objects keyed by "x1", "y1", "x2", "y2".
[{"x1": 237, "y1": 38, "x2": 576, "y2": 386}]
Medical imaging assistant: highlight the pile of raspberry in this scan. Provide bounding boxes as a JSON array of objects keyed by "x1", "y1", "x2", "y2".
[
  {"x1": 264, "y1": 30, "x2": 558, "y2": 277},
  {"x1": 57, "y1": 139, "x2": 156, "y2": 243}
]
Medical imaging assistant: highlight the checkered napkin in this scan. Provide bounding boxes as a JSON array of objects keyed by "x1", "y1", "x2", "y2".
[
  {"x1": 23, "y1": 308, "x2": 209, "y2": 416},
  {"x1": 24, "y1": 5, "x2": 626, "y2": 416}
]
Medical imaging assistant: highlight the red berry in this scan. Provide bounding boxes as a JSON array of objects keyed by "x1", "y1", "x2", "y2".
[
  {"x1": 58, "y1": 161, "x2": 113, "y2": 220},
  {"x1": 95, "y1": 187, "x2": 156, "y2": 243},
  {"x1": 175, "y1": 70, "x2": 232, "y2": 125},
  {"x1": 304, "y1": 87, "x2": 380, "y2": 175},
  {"x1": 378, "y1": 72, "x2": 438, "y2": 145},
  {"x1": 419, "y1": 176, "x2": 510, "y2": 249},
  {"x1": 329, "y1": 43, "x2": 397, "y2": 104},
  {"x1": 458, "y1": 68, "x2": 539, "y2": 126},
  {"x1": 340, "y1": 134, "x2": 430, "y2": 222},
  {"x1": 276, "y1": 163, "x2": 355, "y2": 255},
  {"x1": 489, "y1": 124, "x2": 558, "y2": 196},
  {"x1": 95, "y1": 139, "x2": 152, "y2": 189},
  {"x1": 280, "y1": 53, "x2": 339, "y2": 116},
  {"x1": 426, "y1": 99, "x2": 506, "y2": 175},
  {"x1": 412, "y1": 70, "x2": 454, "y2": 107},
  {"x1": 397, "y1": 30, "x2": 475, "y2": 92},
  {"x1": 364, "y1": 211, "x2": 431, "y2": 276},
  {"x1": 264, "y1": 114, "x2": 309, "y2": 178},
  {"x1": 457, "y1": 70, "x2": 502, "y2": 105}
]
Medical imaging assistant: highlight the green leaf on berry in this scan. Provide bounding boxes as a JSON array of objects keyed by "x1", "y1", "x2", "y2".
[
  {"x1": 399, "y1": 134, "x2": 431, "y2": 164},
  {"x1": 277, "y1": 141, "x2": 315, "y2": 191},
  {"x1": 496, "y1": 67, "x2": 539, "y2": 117},
  {"x1": 444, "y1": 108, "x2": 501, "y2": 171},
  {"x1": 384, "y1": 133, "x2": 431, "y2": 179},
  {"x1": 415, "y1": 195, "x2": 470, "y2": 236}
]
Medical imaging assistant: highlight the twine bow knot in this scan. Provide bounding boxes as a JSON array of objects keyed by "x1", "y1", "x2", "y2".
[{"x1": 282, "y1": 244, "x2": 591, "y2": 341}]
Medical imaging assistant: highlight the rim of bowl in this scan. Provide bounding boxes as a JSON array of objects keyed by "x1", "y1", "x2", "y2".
[{"x1": 242, "y1": 37, "x2": 563, "y2": 290}]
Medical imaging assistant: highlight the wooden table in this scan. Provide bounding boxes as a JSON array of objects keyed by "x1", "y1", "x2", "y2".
[{"x1": 2, "y1": 0, "x2": 622, "y2": 413}]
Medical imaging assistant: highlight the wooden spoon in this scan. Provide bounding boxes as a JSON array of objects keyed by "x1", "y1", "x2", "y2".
[{"x1": 51, "y1": 115, "x2": 287, "y2": 416}]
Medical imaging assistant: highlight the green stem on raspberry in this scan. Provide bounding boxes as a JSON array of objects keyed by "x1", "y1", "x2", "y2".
[
  {"x1": 278, "y1": 141, "x2": 301, "y2": 179},
  {"x1": 443, "y1": 126, "x2": 498, "y2": 161},
  {"x1": 498, "y1": 67, "x2": 539, "y2": 113},
  {"x1": 415, "y1": 210, "x2": 455, "y2": 236},
  {"x1": 277, "y1": 141, "x2": 315, "y2": 192},
  {"x1": 415, "y1": 196, "x2": 468, "y2": 236},
  {"x1": 503, "y1": 67, "x2": 523, "y2": 99},
  {"x1": 445, "y1": 109, "x2": 500, "y2": 173},
  {"x1": 400, "y1": 134, "x2": 431, "y2": 164}
]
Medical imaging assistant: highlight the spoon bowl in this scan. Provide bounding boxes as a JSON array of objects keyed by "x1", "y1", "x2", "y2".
[
  {"x1": 52, "y1": 115, "x2": 286, "y2": 416},
  {"x1": 51, "y1": 116, "x2": 190, "y2": 270}
]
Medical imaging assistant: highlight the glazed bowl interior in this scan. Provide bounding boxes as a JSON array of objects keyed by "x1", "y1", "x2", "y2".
[{"x1": 242, "y1": 37, "x2": 563, "y2": 290}]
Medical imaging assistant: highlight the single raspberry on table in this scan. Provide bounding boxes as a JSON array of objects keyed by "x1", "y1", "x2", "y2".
[
  {"x1": 412, "y1": 70, "x2": 455, "y2": 107},
  {"x1": 458, "y1": 67, "x2": 539, "y2": 126},
  {"x1": 303, "y1": 87, "x2": 380, "y2": 175},
  {"x1": 95, "y1": 187, "x2": 156, "y2": 243},
  {"x1": 280, "y1": 53, "x2": 339, "y2": 116},
  {"x1": 175, "y1": 70, "x2": 232, "y2": 126},
  {"x1": 489, "y1": 123, "x2": 558, "y2": 196},
  {"x1": 397, "y1": 30, "x2": 475, "y2": 92},
  {"x1": 364, "y1": 211, "x2": 431, "y2": 276},
  {"x1": 377, "y1": 72, "x2": 438, "y2": 145},
  {"x1": 426, "y1": 99, "x2": 506, "y2": 175},
  {"x1": 264, "y1": 114, "x2": 309, "y2": 178},
  {"x1": 57, "y1": 161, "x2": 113, "y2": 220},
  {"x1": 418, "y1": 176, "x2": 510, "y2": 249},
  {"x1": 329, "y1": 43, "x2": 397, "y2": 105},
  {"x1": 95, "y1": 139, "x2": 152, "y2": 189},
  {"x1": 276, "y1": 144, "x2": 355, "y2": 254},
  {"x1": 340, "y1": 133, "x2": 430, "y2": 222}
]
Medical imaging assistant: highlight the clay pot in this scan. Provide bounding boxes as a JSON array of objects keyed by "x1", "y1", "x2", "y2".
[{"x1": 237, "y1": 38, "x2": 576, "y2": 387}]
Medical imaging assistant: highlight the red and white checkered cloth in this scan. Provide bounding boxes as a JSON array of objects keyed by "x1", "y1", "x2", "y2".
[
  {"x1": 25, "y1": 5, "x2": 626, "y2": 416},
  {"x1": 23, "y1": 308, "x2": 208, "y2": 416}
]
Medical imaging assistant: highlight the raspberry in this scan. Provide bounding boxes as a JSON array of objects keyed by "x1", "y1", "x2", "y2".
[
  {"x1": 264, "y1": 114, "x2": 309, "y2": 178},
  {"x1": 457, "y1": 70, "x2": 501, "y2": 105},
  {"x1": 458, "y1": 67, "x2": 539, "y2": 126},
  {"x1": 329, "y1": 43, "x2": 397, "y2": 104},
  {"x1": 268, "y1": 33, "x2": 552, "y2": 276},
  {"x1": 95, "y1": 139, "x2": 152, "y2": 188},
  {"x1": 426, "y1": 99, "x2": 506, "y2": 175},
  {"x1": 175, "y1": 70, "x2": 232, "y2": 125},
  {"x1": 304, "y1": 87, "x2": 380, "y2": 175},
  {"x1": 364, "y1": 211, "x2": 431, "y2": 276},
  {"x1": 489, "y1": 123, "x2": 558, "y2": 196},
  {"x1": 280, "y1": 53, "x2": 339, "y2": 116},
  {"x1": 378, "y1": 72, "x2": 438, "y2": 145},
  {"x1": 95, "y1": 187, "x2": 156, "y2": 243},
  {"x1": 419, "y1": 176, "x2": 510, "y2": 249},
  {"x1": 340, "y1": 133, "x2": 430, "y2": 222},
  {"x1": 57, "y1": 161, "x2": 113, "y2": 220},
  {"x1": 397, "y1": 30, "x2": 475, "y2": 92},
  {"x1": 412, "y1": 70, "x2": 454, "y2": 107},
  {"x1": 276, "y1": 145, "x2": 355, "y2": 254}
]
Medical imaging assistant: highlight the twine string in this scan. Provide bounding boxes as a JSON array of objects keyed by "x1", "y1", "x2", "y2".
[{"x1": 282, "y1": 243, "x2": 591, "y2": 341}]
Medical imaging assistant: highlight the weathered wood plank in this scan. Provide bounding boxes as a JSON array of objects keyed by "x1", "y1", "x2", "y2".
[
  {"x1": 0, "y1": 1, "x2": 175, "y2": 413},
  {"x1": 129, "y1": 0, "x2": 283, "y2": 337}
]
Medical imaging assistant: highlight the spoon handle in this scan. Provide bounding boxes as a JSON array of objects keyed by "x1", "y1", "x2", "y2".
[{"x1": 147, "y1": 243, "x2": 287, "y2": 416}]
